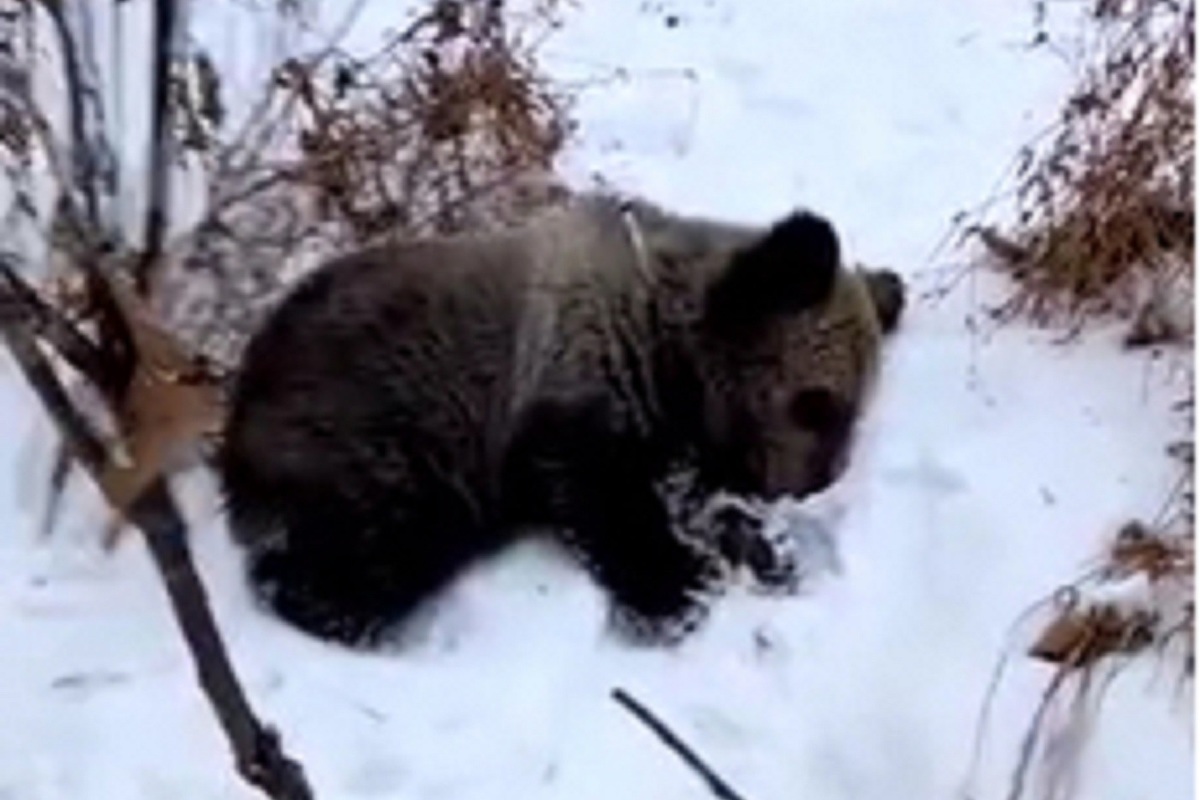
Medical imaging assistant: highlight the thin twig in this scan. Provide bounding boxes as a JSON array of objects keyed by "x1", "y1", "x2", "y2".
[
  {"x1": 0, "y1": 259, "x2": 113, "y2": 393},
  {"x1": 135, "y1": 0, "x2": 178, "y2": 293},
  {"x1": 611, "y1": 688, "x2": 751, "y2": 800},
  {"x1": 215, "y1": 0, "x2": 371, "y2": 183},
  {"x1": 36, "y1": 0, "x2": 103, "y2": 230},
  {"x1": 0, "y1": 317, "x2": 108, "y2": 468},
  {"x1": 30, "y1": 1, "x2": 136, "y2": 399},
  {"x1": 0, "y1": 257, "x2": 107, "y2": 538},
  {"x1": 40, "y1": 441, "x2": 73, "y2": 538},
  {"x1": 961, "y1": 590, "x2": 1066, "y2": 796},
  {"x1": 1006, "y1": 667, "x2": 1071, "y2": 800}
]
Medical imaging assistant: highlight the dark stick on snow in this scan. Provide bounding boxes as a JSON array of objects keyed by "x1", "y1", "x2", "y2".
[
  {"x1": 0, "y1": 320, "x2": 108, "y2": 469},
  {"x1": 127, "y1": 480, "x2": 315, "y2": 800},
  {"x1": 0, "y1": 263, "x2": 111, "y2": 391},
  {"x1": 0, "y1": 299, "x2": 314, "y2": 800},
  {"x1": 611, "y1": 688, "x2": 751, "y2": 800},
  {"x1": 124, "y1": 6, "x2": 312, "y2": 791},
  {"x1": 0, "y1": 259, "x2": 126, "y2": 536}
]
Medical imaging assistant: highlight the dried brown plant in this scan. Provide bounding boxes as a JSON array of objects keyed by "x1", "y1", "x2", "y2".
[{"x1": 972, "y1": 0, "x2": 1193, "y2": 338}]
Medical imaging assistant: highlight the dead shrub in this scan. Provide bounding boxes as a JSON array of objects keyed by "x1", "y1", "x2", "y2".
[
  {"x1": 155, "y1": 0, "x2": 576, "y2": 372},
  {"x1": 1029, "y1": 522, "x2": 1193, "y2": 671},
  {"x1": 970, "y1": 0, "x2": 1193, "y2": 339},
  {"x1": 267, "y1": 0, "x2": 572, "y2": 241}
]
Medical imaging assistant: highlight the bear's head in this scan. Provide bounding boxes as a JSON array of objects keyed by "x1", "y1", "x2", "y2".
[{"x1": 651, "y1": 208, "x2": 904, "y2": 501}]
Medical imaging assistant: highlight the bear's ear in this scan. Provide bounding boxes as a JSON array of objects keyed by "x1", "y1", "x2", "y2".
[
  {"x1": 861, "y1": 268, "x2": 906, "y2": 335},
  {"x1": 704, "y1": 211, "x2": 840, "y2": 332}
]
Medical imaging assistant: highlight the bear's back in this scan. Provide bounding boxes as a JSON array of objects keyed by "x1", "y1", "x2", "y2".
[
  {"x1": 222, "y1": 196, "x2": 645, "y2": 521},
  {"x1": 223, "y1": 232, "x2": 535, "y2": 515}
]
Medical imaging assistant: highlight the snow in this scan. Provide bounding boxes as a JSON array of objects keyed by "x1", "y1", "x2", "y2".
[{"x1": 0, "y1": 1, "x2": 1192, "y2": 799}]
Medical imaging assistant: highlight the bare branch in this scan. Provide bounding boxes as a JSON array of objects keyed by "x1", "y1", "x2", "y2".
[
  {"x1": 40, "y1": 441, "x2": 73, "y2": 538},
  {"x1": 611, "y1": 688, "x2": 751, "y2": 800},
  {"x1": 126, "y1": 479, "x2": 314, "y2": 800},
  {"x1": 0, "y1": 259, "x2": 113, "y2": 392},
  {"x1": 0, "y1": 314, "x2": 108, "y2": 468},
  {"x1": 135, "y1": 0, "x2": 179, "y2": 293},
  {"x1": 20, "y1": 1, "x2": 139, "y2": 402},
  {"x1": 35, "y1": 0, "x2": 105, "y2": 229},
  {"x1": 0, "y1": 281, "x2": 314, "y2": 800}
]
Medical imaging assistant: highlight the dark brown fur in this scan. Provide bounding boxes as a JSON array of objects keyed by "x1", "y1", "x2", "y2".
[{"x1": 218, "y1": 193, "x2": 904, "y2": 647}]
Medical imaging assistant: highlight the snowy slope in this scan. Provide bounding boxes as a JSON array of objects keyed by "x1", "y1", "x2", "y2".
[{"x1": 0, "y1": 2, "x2": 1192, "y2": 799}]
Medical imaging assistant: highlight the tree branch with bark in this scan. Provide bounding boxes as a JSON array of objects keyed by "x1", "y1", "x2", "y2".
[{"x1": 0, "y1": 0, "x2": 314, "y2": 796}]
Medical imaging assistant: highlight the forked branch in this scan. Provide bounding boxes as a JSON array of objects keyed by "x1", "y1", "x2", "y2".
[{"x1": 0, "y1": 277, "x2": 314, "y2": 800}]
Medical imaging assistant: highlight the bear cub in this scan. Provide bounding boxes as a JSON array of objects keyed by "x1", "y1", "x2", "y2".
[{"x1": 218, "y1": 192, "x2": 905, "y2": 647}]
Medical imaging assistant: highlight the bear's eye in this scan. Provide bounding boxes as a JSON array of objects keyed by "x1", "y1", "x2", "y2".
[{"x1": 787, "y1": 388, "x2": 846, "y2": 432}]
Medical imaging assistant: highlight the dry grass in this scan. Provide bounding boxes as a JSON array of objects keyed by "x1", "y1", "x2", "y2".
[
  {"x1": 156, "y1": 0, "x2": 577, "y2": 370},
  {"x1": 964, "y1": 0, "x2": 1195, "y2": 663},
  {"x1": 970, "y1": 0, "x2": 1193, "y2": 340},
  {"x1": 267, "y1": 0, "x2": 572, "y2": 239},
  {"x1": 952, "y1": 3, "x2": 1195, "y2": 797},
  {"x1": 997, "y1": 519, "x2": 1194, "y2": 800},
  {"x1": 1029, "y1": 523, "x2": 1193, "y2": 672}
]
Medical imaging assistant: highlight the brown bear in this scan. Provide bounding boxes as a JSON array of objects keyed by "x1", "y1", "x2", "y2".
[{"x1": 217, "y1": 192, "x2": 905, "y2": 648}]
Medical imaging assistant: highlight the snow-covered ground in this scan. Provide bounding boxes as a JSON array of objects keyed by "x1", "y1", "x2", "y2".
[{"x1": 0, "y1": 1, "x2": 1192, "y2": 798}]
